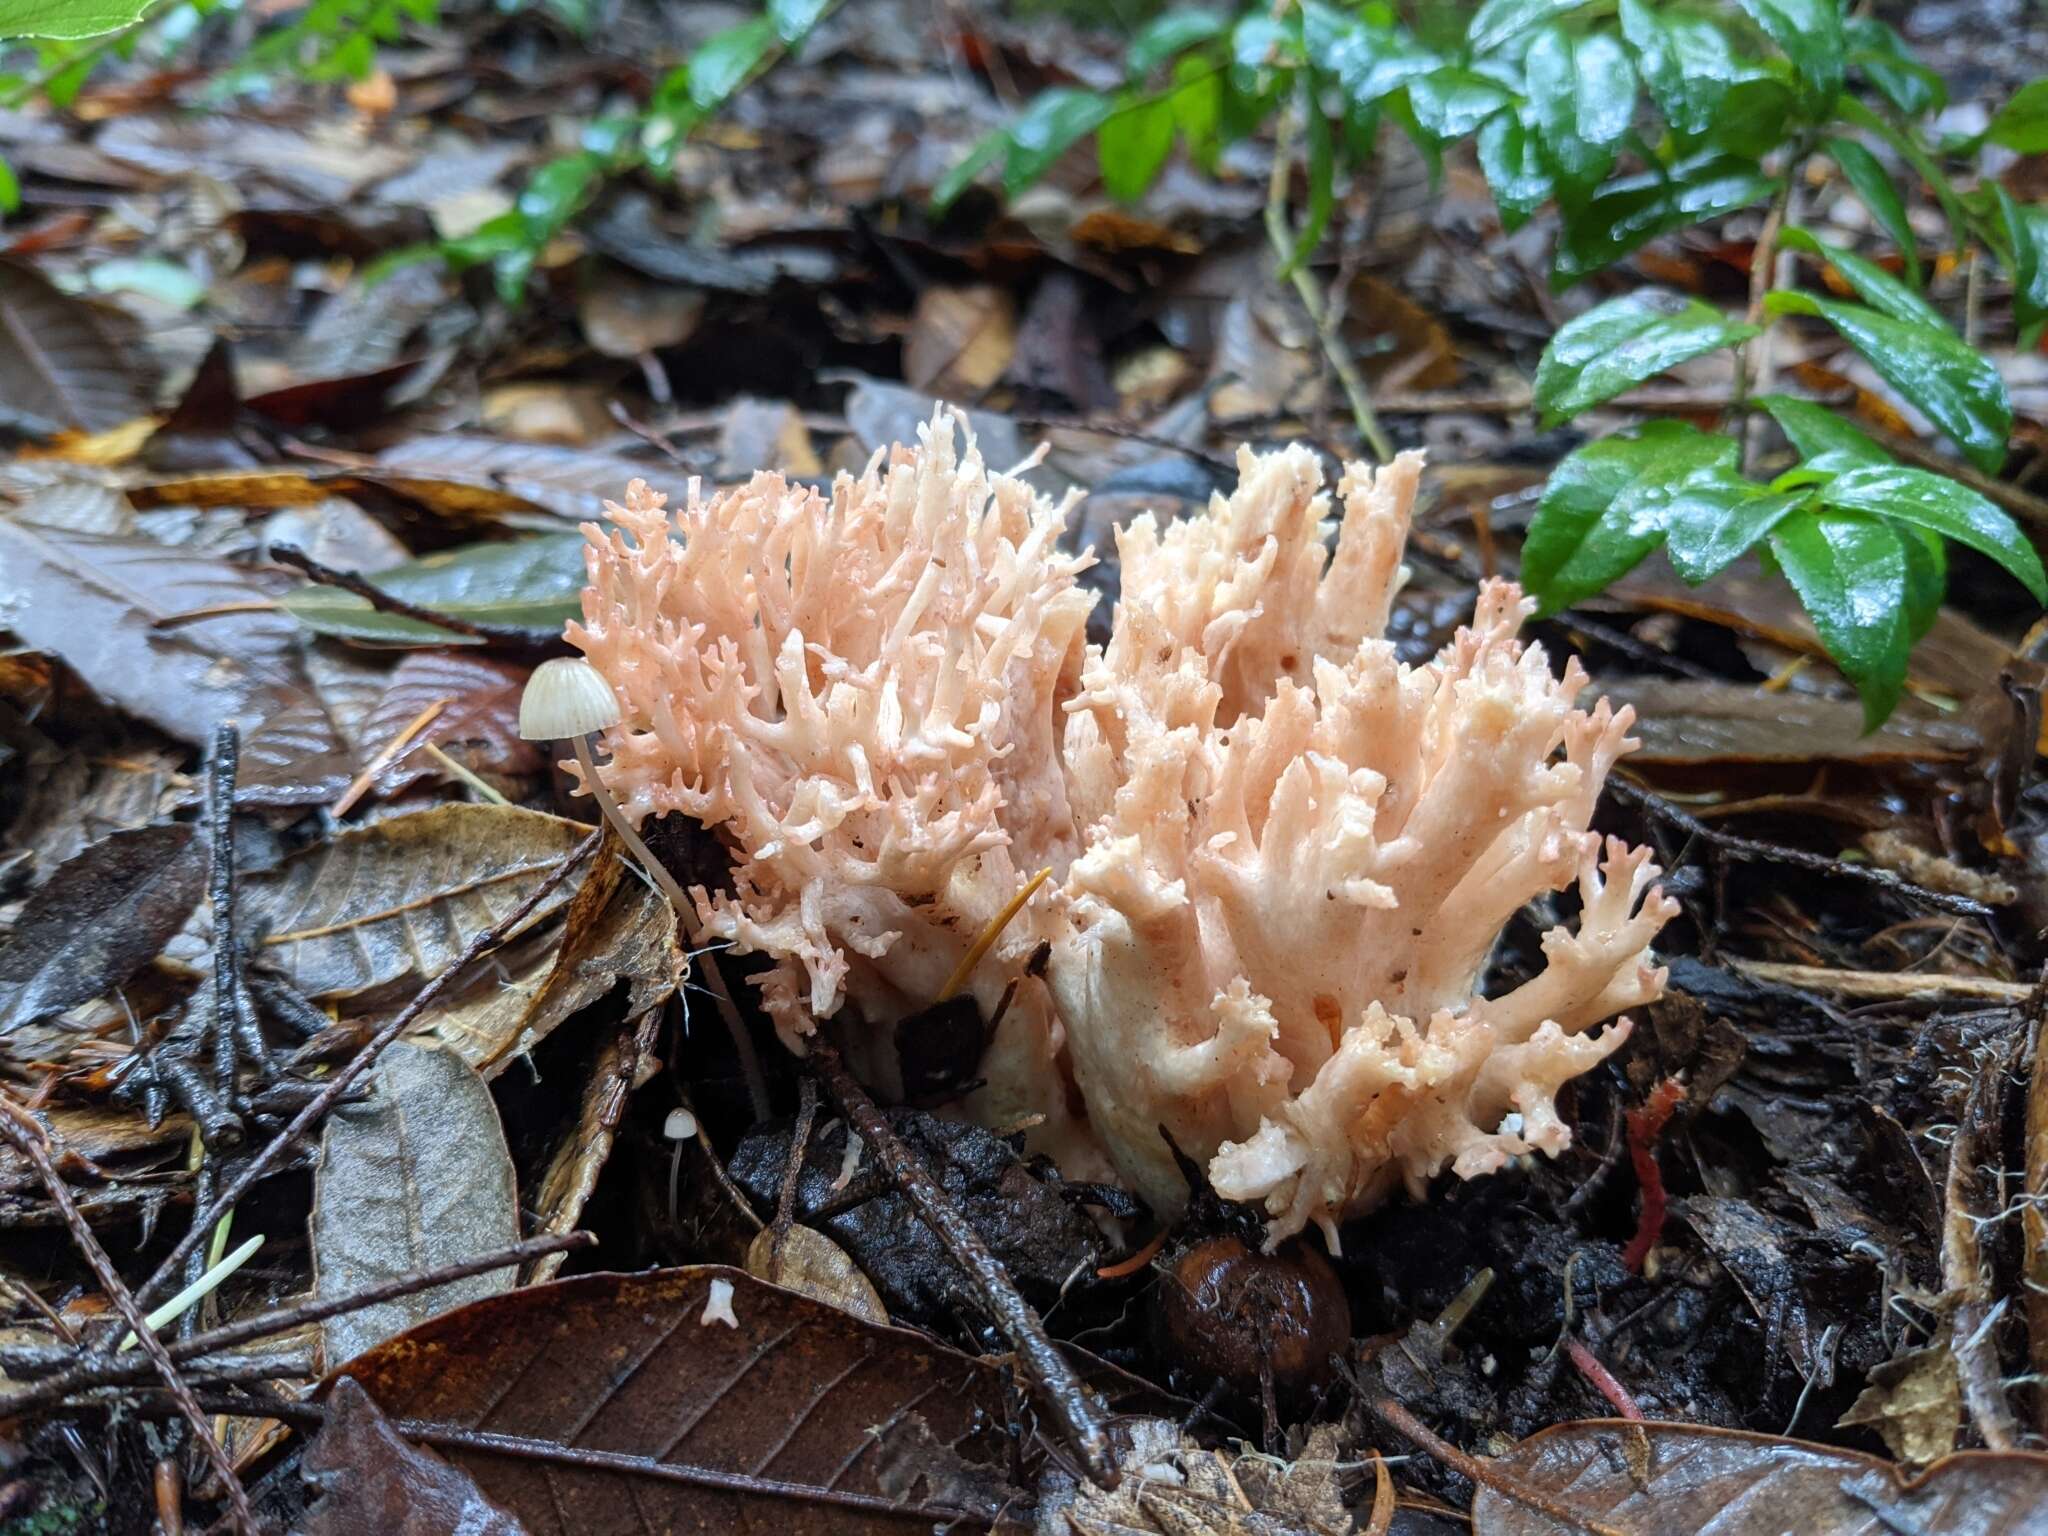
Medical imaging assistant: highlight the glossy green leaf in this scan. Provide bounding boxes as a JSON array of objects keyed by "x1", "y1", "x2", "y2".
[
  {"x1": 516, "y1": 152, "x2": 599, "y2": 236},
  {"x1": 1329, "y1": 16, "x2": 1441, "y2": 109},
  {"x1": 1406, "y1": 67, "x2": 1513, "y2": 141},
  {"x1": 1756, "y1": 394, "x2": 1890, "y2": 465},
  {"x1": 1534, "y1": 291, "x2": 1757, "y2": 423},
  {"x1": 1733, "y1": 0, "x2": 1843, "y2": 108},
  {"x1": 1766, "y1": 291, "x2": 2011, "y2": 473},
  {"x1": 1523, "y1": 422, "x2": 1737, "y2": 611},
  {"x1": 282, "y1": 535, "x2": 590, "y2": 647},
  {"x1": 1169, "y1": 58, "x2": 1224, "y2": 157},
  {"x1": 1229, "y1": 10, "x2": 1298, "y2": 68},
  {"x1": 1993, "y1": 186, "x2": 2048, "y2": 345},
  {"x1": 766, "y1": 0, "x2": 830, "y2": 44},
  {"x1": 1661, "y1": 474, "x2": 1809, "y2": 584},
  {"x1": 1686, "y1": 72, "x2": 1796, "y2": 160},
  {"x1": 1525, "y1": 25, "x2": 1635, "y2": 191},
  {"x1": 931, "y1": 130, "x2": 1005, "y2": 213},
  {"x1": 1554, "y1": 155, "x2": 1775, "y2": 288},
  {"x1": 1822, "y1": 138, "x2": 1919, "y2": 288},
  {"x1": 1098, "y1": 92, "x2": 1175, "y2": 203},
  {"x1": 1128, "y1": 8, "x2": 1227, "y2": 75},
  {"x1": 1003, "y1": 87, "x2": 1114, "y2": 195},
  {"x1": 1619, "y1": 0, "x2": 1738, "y2": 137},
  {"x1": 1819, "y1": 464, "x2": 2047, "y2": 602},
  {"x1": 1989, "y1": 78, "x2": 2048, "y2": 153},
  {"x1": 1899, "y1": 525, "x2": 1946, "y2": 644},
  {"x1": 0, "y1": 156, "x2": 18, "y2": 216},
  {"x1": 1834, "y1": 95, "x2": 1966, "y2": 240},
  {"x1": 1477, "y1": 108, "x2": 1551, "y2": 229},
  {"x1": 1778, "y1": 225, "x2": 1943, "y2": 329},
  {"x1": 1467, "y1": 0, "x2": 1589, "y2": 55},
  {"x1": 1844, "y1": 18, "x2": 1944, "y2": 117},
  {"x1": 1769, "y1": 507, "x2": 1910, "y2": 728},
  {"x1": 686, "y1": 17, "x2": 774, "y2": 111},
  {"x1": 0, "y1": 0, "x2": 150, "y2": 39}
]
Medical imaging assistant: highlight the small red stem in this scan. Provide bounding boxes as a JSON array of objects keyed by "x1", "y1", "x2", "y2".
[
  {"x1": 1563, "y1": 1333, "x2": 1643, "y2": 1420},
  {"x1": 1620, "y1": 1076, "x2": 1687, "y2": 1274}
]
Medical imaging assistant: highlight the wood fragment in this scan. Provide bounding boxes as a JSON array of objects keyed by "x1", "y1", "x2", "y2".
[{"x1": 1729, "y1": 960, "x2": 2032, "y2": 1005}]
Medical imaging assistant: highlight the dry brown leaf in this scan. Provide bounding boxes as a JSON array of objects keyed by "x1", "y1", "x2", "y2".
[
  {"x1": 1837, "y1": 1332, "x2": 1962, "y2": 1466},
  {"x1": 745, "y1": 1224, "x2": 889, "y2": 1325},
  {"x1": 903, "y1": 285, "x2": 1017, "y2": 398},
  {"x1": 523, "y1": 1007, "x2": 662, "y2": 1285}
]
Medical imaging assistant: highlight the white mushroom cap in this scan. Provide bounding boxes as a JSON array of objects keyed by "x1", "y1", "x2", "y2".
[{"x1": 518, "y1": 656, "x2": 623, "y2": 741}]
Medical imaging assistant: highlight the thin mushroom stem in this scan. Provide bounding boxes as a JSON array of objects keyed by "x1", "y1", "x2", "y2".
[{"x1": 570, "y1": 733, "x2": 771, "y2": 1120}]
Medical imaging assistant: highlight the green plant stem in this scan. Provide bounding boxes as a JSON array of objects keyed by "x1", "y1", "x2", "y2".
[
  {"x1": 1263, "y1": 108, "x2": 1393, "y2": 463},
  {"x1": 1730, "y1": 150, "x2": 1806, "y2": 470}
]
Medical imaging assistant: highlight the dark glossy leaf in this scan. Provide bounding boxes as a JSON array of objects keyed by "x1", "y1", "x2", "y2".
[
  {"x1": 1525, "y1": 24, "x2": 1635, "y2": 190},
  {"x1": 1835, "y1": 94, "x2": 1967, "y2": 238},
  {"x1": 281, "y1": 534, "x2": 588, "y2": 647},
  {"x1": 1766, "y1": 291, "x2": 2011, "y2": 473},
  {"x1": 1467, "y1": 0, "x2": 1589, "y2": 55},
  {"x1": 246, "y1": 804, "x2": 587, "y2": 1000},
  {"x1": 315, "y1": 1040, "x2": 521, "y2": 1367},
  {"x1": 1688, "y1": 72, "x2": 1796, "y2": 161},
  {"x1": 1620, "y1": 0, "x2": 1738, "y2": 137},
  {"x1": 1128, "y1": 8, "x2": 1227, "y2": 74},
  {"x1": 0, "y1": 259, "x2": 150, "y2": 434},
  {"x1": 1989, "y1": 78, "x2": 2048, "y2": 153},
  {"x1": 1845, "y1": 18, "x2": 1945, "y2": 117},
  {"x1": 1779, "y1": 225, "x2": 1944, "y2": 328},
  {"x1": 1477, "y1": 107, "x2": 1551, "y2": 228},
  {"x1": 1003, "y1": 87, "x2": 1113, "y2": 195},
  {"x1": 1770, "y1": 507, "x2": 1910, "y2": 728},
  {"x1": 1820, "y1": 465, "x2": 2047, "y2": 601},
  {"x1": 1535, "y1": 291, "x2": 1757, "y2": 423},
  {"x1": 1662, "y1": 475, "x2": 1809, "y2": 584},
  {"x1": 1098, "y1": 92, "x2": 1175, "y2": 202},
  {"x1": 0, "y1": 825, "x2": 204, "y2": 1031},
  {"x1": 1993, "y1": 186, "x2": 2048, "y2": 345},
  {"x1": 1900, "y1": 524, "x2": 1946, "y2": 645},
  {"x1": 1756, "y1": 393, "x2": 1891, "y2": 465},
  {"x1": 1407, "y1": 66, "x2": 1513, "y2": 141},
  {"x1": 686, "y1": 17, "x2": 774, "y2": 111},
  {"x1": 1823, "y1": 138, "x2": 1919, "y2": 287},
  {"x1": 1554, "y1": 156, "x2": 1776, "y2": 287},
  {"x1": 1733, "y1": 0, "x2": 1842, "y2": 107},
  {"x1": 1474, "y1": 1421, "x2": 2048, "y2": 1536}
]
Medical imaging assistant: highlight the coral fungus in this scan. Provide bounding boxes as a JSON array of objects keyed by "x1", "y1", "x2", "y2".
[{"x1": 570, "y1": 409, "x2": 1677, "y2": 1244}]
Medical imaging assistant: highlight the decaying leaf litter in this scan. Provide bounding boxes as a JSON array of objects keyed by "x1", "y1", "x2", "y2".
[{"x1": 0, "y1": 1, "x2": 2045, "y2": 1532}]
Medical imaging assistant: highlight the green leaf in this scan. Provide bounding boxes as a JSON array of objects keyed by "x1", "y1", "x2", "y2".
[
  {"x1": 1834, "y1": 95, "x2": 1966, "y2": 240},
  {"x1": 1525, "y1": 25, "x2": 1636, "y2": 192},
  {"x1": 1769, "y1": 507, "x2": 1910, "y2": 728},
  {"x1": 1328, "y1": 15, "x2": 1440, "y2": 110},
  {"x1": 1534, "y1": 291, "x2": 1757, "y2": 423},
  {"x1": 1732, "y1": 0, "x2": 1843, "y2": 108},
  {"x1": 1989, "y1": 78, "x2": 2048, "y2": 154},
  {"x1": 1098, "y1": 92, "x2": 1175, "y2": 203},
  {"x1": 1229, "y1": 10, "x2": 1298, "y2": 68},
  {"x1": 0, "y1": 0, "x2": 149, "y2": 40},
  {"x1": 516, "y1": 152, "x2": 599, "y2": 237},
  {"x1": 281, "y1": 535, "x2": 590, "y2": 647},
  {"x1": 1619, "y1": 0, "x2": 1738, "y2": 138},
  {"x1": 766, "y1": 0, "x2": 829, "y2": 44},
  {"x1": 1523, "y1": 422, "x2": 1737, "y2": 610},
  {"x1": 1899, "y1": 525, "x2": 1945, "y2": 644},
  {"x1": 1661, "y1": 474, "x2": 1809, "y2": 584},
  {"x1": 687, "y1": 17, "x2": 775, "y2": 111},
  {"x1": 1169, "y1": 59, "x2": 1224, "y2": 159},
  {"x1": 1407, "y1": 67, "x2": 1513, "y2": 141},
  {"x1": 1778, "y1": 225, "x2": 1943, "y2": 329},
  {"x1": 1554, "y1": 155, "x2": 1775, "y2": 288},
  {"x1": 931, "y1": 130, "x2": 1004, "y2": 213},
  {"x1": 1993, "y1": 186, "x2": 2048, "y2": 346},
  {"x1": 1128, "y1": 9, "x2": 1226, "y2": 75},
  {"x1": 1467, "y1": 0, "x2": 1589, "y2": 55},
  {"x1": 1822, "y1": 139, "x2": 1919, "y2": 288},
  {"x1": 1476, "y1": 107, "x2": 1551, "y2": 229},
  {"x1": 1003, "y1": 87, "x2": 1114, "y2": 196},
  {"x1": 1756, "y1": 393, "x2": 1891, "y2": 465},
  {"x1": 1765, "y1": 291, "x2": 2011, "y2": 473},
  {"x1": 1819, "y1": 464, "x2": 2047, "y2": 602},
  {"x1": 1844, "y1": 18, "x2": 1944, "y2": 117},
  {"x1": 0, "y1": 156, "x2": 17, "y2": 216}
]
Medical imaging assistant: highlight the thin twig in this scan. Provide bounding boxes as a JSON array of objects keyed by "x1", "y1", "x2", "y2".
[
  {"x1": 0, "y1": 1101, "x2": 258, "y2": 1536},
  {"x1": 0, "y1": 1233, "x2": 594, "y2": 1420},
  {"x1": 1727, "y1": 960, "x2": 2031, "y2": 1005},
  {"x1": 131, "y1": 831, "x2": 602, "y2": 1313},
  {"x1": 806, "y1": 1034, "x2": 1117, "y2": 1490},
  {"x1": 1367, "y1": 1394, "x2": 1625, "y2": 1536},
  {"x1": 1263, "y1": 110, "x2": 1392, "y2": 463},
  {"x1": 269, "y1": 545, "x2": 538, "y2": 646}
]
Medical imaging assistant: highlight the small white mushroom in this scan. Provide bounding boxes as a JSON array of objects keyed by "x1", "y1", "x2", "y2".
[{"x1": 700, "y1": 1276, "x2": 738, "y2": 1328}]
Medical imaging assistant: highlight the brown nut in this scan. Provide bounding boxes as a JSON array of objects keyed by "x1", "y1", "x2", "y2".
[{"x1": 1153, "y1": 1234, "x2": 1351, "y2": 1407}]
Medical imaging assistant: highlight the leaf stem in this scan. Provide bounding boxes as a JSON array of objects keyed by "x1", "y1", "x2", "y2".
[
  {"x1": 1263, "y1": 107, "x2": 1393, "y2": 463},
  {"x1": 1731, "y1": 150, "x2": 1806, "y2": 470}
]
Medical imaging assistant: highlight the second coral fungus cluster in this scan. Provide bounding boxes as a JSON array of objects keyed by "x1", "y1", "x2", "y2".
[{"x1": 569, "y1": 411, "x2": 1676, "y2": 1245}]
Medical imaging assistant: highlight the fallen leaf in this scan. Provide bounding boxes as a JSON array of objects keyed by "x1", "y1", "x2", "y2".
[
  {"x1": 1595, "y1": 679, "x2": 1978, "y2": 767},
  {"x1": 1471, "y1": 1420, "x2": 2048, "y2": 1534},
  {"x1": 303, "y1": 1377, "x2": 526, "y2": 1536},
  {"x1": 314, "y1": 1039, "x2": 521, "y2": 1368},
  {"x1": 904, "y1": 284, "x2": 1018, "y2": 398},
  {"x1": 246, "y1": 804, "x2": 587, "y2": 1000},
  {"x1": 357, "y1": 650, "x2": 539, "y2": 795},
  {"x1": 745, "y1": 1224, "x2": 889, "y2": 1325},
  {"x1": 524, "y1": 1006, "x2": 662, "y2": 1285},
  {"x1": 0, "y1": 824, "x2": 205, "y2": 1031},
  {"x1": 1838, "y1": 1331, "x2": 1962, "y2": 1466},
  {"x1": 279, "y1": 534, "x2": 588, "y2": 647},
  {"x1": 0, "y1": 260, "x2": 152, "y2": 435}
]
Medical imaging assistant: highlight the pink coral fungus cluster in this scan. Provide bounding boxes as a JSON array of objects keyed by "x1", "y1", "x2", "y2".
[{"x1": 570, "y1": 410, "x2": 1677, "y2": 1245}]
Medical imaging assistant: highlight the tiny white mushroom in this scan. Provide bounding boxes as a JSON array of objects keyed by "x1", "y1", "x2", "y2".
[{"x1": 701, "y1": 1276, "x2": 738, "y2": 1328}]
